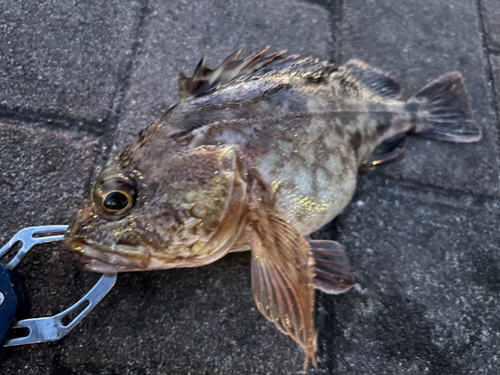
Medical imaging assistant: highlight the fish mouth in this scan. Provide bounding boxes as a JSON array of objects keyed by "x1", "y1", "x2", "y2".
[{"x1": 65, "y1": 238, "x2": 152, "y2": 272}]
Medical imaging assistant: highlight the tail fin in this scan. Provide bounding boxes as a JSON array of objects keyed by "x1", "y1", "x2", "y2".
[{"x1": 409, "y1": 72, "x2": 481, "y2": 143}]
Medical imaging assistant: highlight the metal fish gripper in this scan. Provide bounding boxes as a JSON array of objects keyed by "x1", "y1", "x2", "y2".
[{"x1": 0, "y1": 225, "x2": 117, "y2": 348}]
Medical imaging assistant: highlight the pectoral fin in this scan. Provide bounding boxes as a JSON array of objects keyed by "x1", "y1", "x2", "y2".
[{"x1": 248, "y1": 209, "x2": 317, "y2": 370}]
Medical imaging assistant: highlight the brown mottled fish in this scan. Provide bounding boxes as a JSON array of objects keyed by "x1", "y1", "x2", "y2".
[{"x1": 64, "y1": 47, "x2": 481, "y2": 369}]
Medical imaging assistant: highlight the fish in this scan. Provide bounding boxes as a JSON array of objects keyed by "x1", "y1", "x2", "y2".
[{"x1": 64, "y1": 47, "x2": 481, "y2": 370}]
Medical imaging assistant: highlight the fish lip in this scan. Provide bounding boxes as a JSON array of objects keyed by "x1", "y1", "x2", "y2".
[
  {"x1": 65, "y1": 237, "x2": 150, "y2": 272},
  {"x1": 80, "y1": 257, "x2": 129, "y2": 272}
]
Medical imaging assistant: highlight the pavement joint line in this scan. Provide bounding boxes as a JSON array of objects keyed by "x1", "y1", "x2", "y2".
[
  {"x1": 107, "y1": 0, "x2": 152, "y2": 130},
  {"x1": 316, "y1": 292, "x2": 342, "y2": 371},
  {"x1": 298, "y1": 0, "x2": 343, "y2": 64},
  {"x1": 100, "y1": 0, "x2": 152, "y2": 171},
  {"x1": 81, "y1": 149, "x2": 107, "y2": 200},
  {"x1": 85, "y1": 0, "x2": 152, "y2": 167},
  {"x1": 0, "y1": 108, "x2": 108, "y2": 137},
  {"x1": 333, "y1": 0, "x2": 344, "y2": 64},
  {"x1": 476, "y1": 0, "x2": 500, "y2": 150},
  {"x1": 363, "y1": 172, "x2": 500, "y2": 209}
]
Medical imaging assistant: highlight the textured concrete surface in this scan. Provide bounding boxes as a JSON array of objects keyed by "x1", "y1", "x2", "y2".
[
  {"x1": 482, "y1": 0, "x2": 500, "y2": 47},
  {"x1": 113, "y1": 0, "x2": 330, "y2": 149},
  {"x1": 0, "y1": 121, "x2": 104, "y2": 372},
  {"x1": 1, "y1": 0, "x2": 500, "y2": 374},
  {"x1": 313, "y1": 179, "x2": 500, "y2": 373},
  {"x1": 0, "y1": 1, "x2": 142, "y2": 125},
  {"x1": 0, "y1": 122, "x2": 103, "y2": 243},
  {"x1": 339, "y1": 0, "x2": 499, "y2": 197}
]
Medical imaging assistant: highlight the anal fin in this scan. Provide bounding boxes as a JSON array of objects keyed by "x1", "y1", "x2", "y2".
[
  {"x1": 360, "y1": 134, "x2": 407, "y2": 171},
  {"x1": 309, "y1": 240, "x2": 355, "y2": 294}
]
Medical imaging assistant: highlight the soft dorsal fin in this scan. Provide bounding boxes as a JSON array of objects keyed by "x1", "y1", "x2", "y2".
[
  {"x1": 338, "y1": 59, "x2": 402, "y2": 99},
  {"x1": 178, "y1": 47, "x2": 302, "y2": 101}
]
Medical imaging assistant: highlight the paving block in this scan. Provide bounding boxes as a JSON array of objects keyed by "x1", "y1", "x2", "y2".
[
  {"x1": 0, "y1": 1, "x2": 141, "y2": 124},
  {"x1": 113, "y1": 0, "x2": 330, "y2": 149},
  {"x1": 26, "y1": 255, "x2": 308, "y2": 374},
  {"x1": 482, "y1": 0, "x2": 500, "y2": 47},
  {"x1": 340, "y1": 0, "x2": 499, "y2": 197},
  {"x1": 0, "y1": 122, "x2": 103, "y2": 241},
  {"x1": 0, "y1": 122, "x2": 104, "y2": 374},
  {"x1": 313, "y1": 177, "x2": 500, "y2": 373}
]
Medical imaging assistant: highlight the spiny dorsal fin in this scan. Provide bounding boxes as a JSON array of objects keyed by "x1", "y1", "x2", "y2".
[
  {"x1": 338, "y1": 59, "x2": 402, "y2": 99},
  {"x1": 178, "y1": 47, "x2": 303, "y2": 101}
]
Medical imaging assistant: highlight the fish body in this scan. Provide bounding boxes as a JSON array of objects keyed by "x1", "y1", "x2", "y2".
[{"x1": 64, "y1": 48, "x2": 481, "y2": 369}]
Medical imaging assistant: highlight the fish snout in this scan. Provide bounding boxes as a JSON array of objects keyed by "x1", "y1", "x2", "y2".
[
  {"x1": 64, "y1": 201, "x2": 96, "y2": 243},
  {"x1": 65, "y1": 237, "x2": 148, "y2": 272}
]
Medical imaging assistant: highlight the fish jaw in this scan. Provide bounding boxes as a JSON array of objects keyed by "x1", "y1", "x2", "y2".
[
  {"x1": 79, "y1": 255, "x2": 179, "y2": 272},
  {"x1": 65, "y1": 237, "x2": 154, "y2": 272},
  {"x1": 64, "y1": 201, "x2": 158, "y2": 272}
]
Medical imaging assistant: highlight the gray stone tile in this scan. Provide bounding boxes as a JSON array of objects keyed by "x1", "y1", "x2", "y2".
[
  {"x1": 114, "y1": 0, "x2": 330, "y2": 149},
  {"x1": 1, "y1": 253, "x2": 306, "y2": 374},
  {"x1": 17, "y1": 255, "x2": 305, "y2": 374},
  {"x1": 482, "y1": 0, "x2": 500, "y2": 47},
  {"x1": 0, "y1": 1, "x2": 141, "y2": 124},
  {"x1": 340, "y1": 0, "x2": 500, "y2": 197},
  {"x1": 0, "y1": 122, "x2": 105, "y2": 374},
  {"x1": 0, "y1": 122, "x2": 103, "y2": 241},
  {"x1": 313, "y1": 177, "x2": 500, "y2": 373}
]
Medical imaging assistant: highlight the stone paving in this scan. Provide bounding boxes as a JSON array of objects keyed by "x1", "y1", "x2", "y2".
[{"x1": 0, "y1": 0, "x2": 499, "y2": 374}]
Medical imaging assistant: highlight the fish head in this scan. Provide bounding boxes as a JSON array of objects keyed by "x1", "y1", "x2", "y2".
[{"x1": 64, "y1": 141, "x2": 248, "y2": 272}]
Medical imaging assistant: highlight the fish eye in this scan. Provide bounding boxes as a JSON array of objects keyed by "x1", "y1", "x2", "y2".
[
  {"x1": 93, "y1": 171, "x2": 137, "y2": 217},
  {"x1": 103, "y1": 190, "x2": 131, "y2": 212}
]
